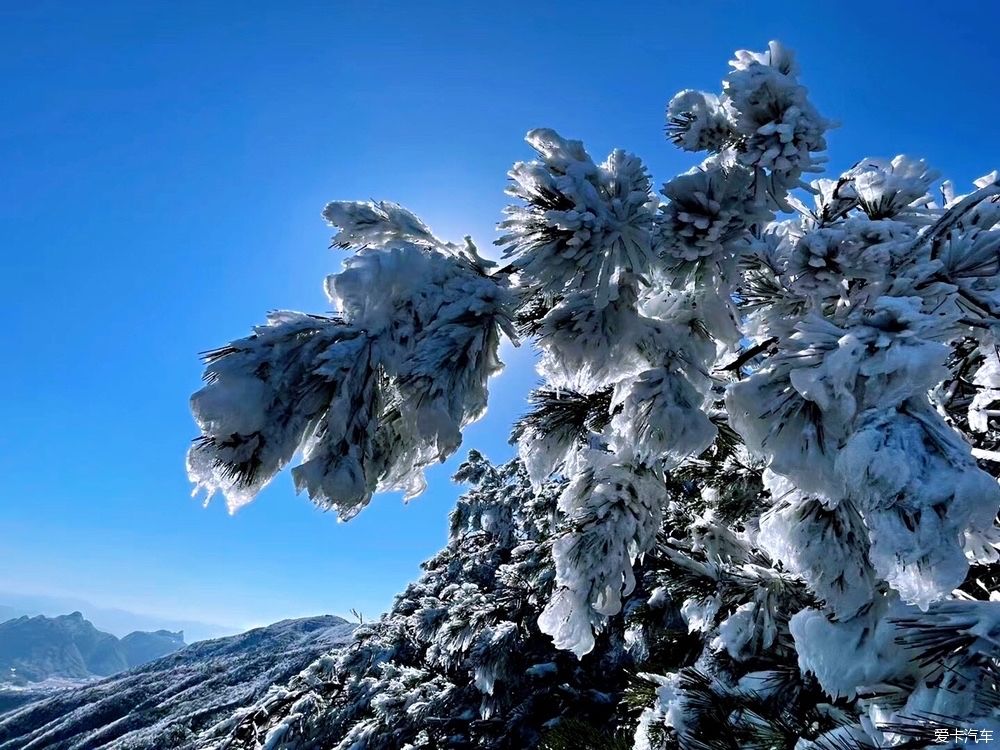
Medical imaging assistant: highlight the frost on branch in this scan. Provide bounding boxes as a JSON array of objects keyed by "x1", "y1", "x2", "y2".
[
  {"x1": 970, "y1": 343, "x2": 1000, "y2": 433},
  {"x1": 666, "y1": 40, "x2": 830, "y2": 203},
  {"x1": 189, "y1": 204, "x2": 514, "y2": 517},
  {"x1": 889, "y1": 600, "x2": 1000, "y2": 729},
  {"x1": 657, "y1": 161, "x2": 771, "y2": 265},
  {"x1": 539, "y1": 456, "x2": 664, "y2": 657},
  {"x1": 837, "y1": 404, "x2": 1000, "y2": 608},
  {"x1": 509, "y1": 385, "x2": 613, "y2": 490},
  {"x1": 847, "y1": 156, "x2": 939, "y2": 220},
  {"x1": 610, "y1": 367, "x2": 716, "y2": 467},
  {"x1": 497, "y1": 128, "x2": 659, "y2": 310},
  {"x1": 789, "y1": 597, "x2": 916, "y2": 700},
  {"x1": 666, "y1": 91, "x2": 733, "y2": 153},
  {"x1": 321, "y1": 200, "x2": 440, "y2": 250},
  {"x1": 726, "y1": 315, "x2": 859, "y2": 498},
  {"x1": 724, "y1": 42, "x2": 829, "y2": 189},
  {"x1": 533, "y1": 275, "x2": 649, "y2": 390},
  {"x1": 757, "y1": 484, "x2": 875, "y2": 620},
  {"x1": 188, "y1": 312, "x2": 364, "y2": 512}
]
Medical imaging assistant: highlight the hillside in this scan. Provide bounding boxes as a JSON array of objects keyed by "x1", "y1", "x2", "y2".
[
  {"x1": 0, "y1": 613, "x2": 128, "y2": 684},
  {"x1": 0, "y1": 613, "x2": 185, "y2": 685},
  {"x1": 0, "y1": 615, "x2": 355, "y2": 750},
  {"x1": 119, "y1": 630, "x2": 185, "y2": 670}
]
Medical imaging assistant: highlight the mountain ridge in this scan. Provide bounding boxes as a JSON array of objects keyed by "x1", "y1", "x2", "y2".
[
  {"x1": 0, "y1": 592, "x2": 234, "y2": 643},
  {"x1": 0, "y1": 612, "x2": 187, "y2": 686}
]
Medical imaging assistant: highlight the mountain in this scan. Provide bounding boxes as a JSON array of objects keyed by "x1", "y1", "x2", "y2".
[
  {"x1": 0, "y1": 613, "x2": 128, "y2": 684},
  {"x1": 0, "y1": 613, "x2": 187, "y2": 687},
  {"x1": 0, "y1": 615, "x2": 355, "y2": 750},
  {"x1": 119, "y1": 630, "x2": 185, "y2": 668},
  {"x1": 0, "y1": 592, "x2": 235, "y2": 643}
]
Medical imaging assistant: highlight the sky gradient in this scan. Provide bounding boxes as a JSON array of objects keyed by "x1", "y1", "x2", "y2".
[{"x1": 2, "y1": 1, "x2": 998, "y2": 634}]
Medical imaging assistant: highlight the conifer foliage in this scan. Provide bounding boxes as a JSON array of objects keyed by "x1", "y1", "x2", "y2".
[
  {"x1": 191, "y1": 41, "x2": 1000, "y2": 748},
  {"x1": 203, "y1": 452, "x2": 641, "y2": 749}
]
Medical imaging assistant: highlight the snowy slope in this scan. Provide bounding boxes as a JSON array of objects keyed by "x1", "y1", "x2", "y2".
[
  {"x1": 0, "y1": 615, "x2": 355, "y2": 750},
  {"x1": 119, "y1": 630, "x2": 186, "y2": 669}
]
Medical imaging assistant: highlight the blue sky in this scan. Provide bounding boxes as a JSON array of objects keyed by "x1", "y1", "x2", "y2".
[{"x1": 2, "y1": 1, "x2": 998, "y2": 635}]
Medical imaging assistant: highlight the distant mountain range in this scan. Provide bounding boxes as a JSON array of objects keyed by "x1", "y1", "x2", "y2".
[
  {"x1": 0, "y1": 592, "x2": 236, "y2": 643},
  {"x1": 0, "y1": 612, "x2": 185, "y2": 685},
  {"x1": 0, "y1": 615, "x2": 355, "y2": 750}
]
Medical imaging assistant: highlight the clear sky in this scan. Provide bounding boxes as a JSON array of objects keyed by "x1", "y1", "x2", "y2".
[{"x1": 2, "y1": 1, "x2": 998, "y2": 635}]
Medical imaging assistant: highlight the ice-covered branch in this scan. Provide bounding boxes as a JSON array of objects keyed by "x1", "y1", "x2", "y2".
[{"x1": 189, "y1": 204, "x2": 515, "y2": 517}]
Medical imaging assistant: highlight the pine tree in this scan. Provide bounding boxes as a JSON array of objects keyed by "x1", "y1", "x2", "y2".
[
  {"x1": 202, "y1": 452, "x2": 642, "y2": 749},
  {"x1": 190, "y1": 41, "x2": 1000, "y2": 749}
]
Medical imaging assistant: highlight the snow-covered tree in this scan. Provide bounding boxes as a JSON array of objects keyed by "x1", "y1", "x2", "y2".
[
  {"x1": 202, "y1": 452, "x2": 643, "y2": 749},
  {"x1": 191, "y1": 41, "x2": 1000, "y2": 748}
]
